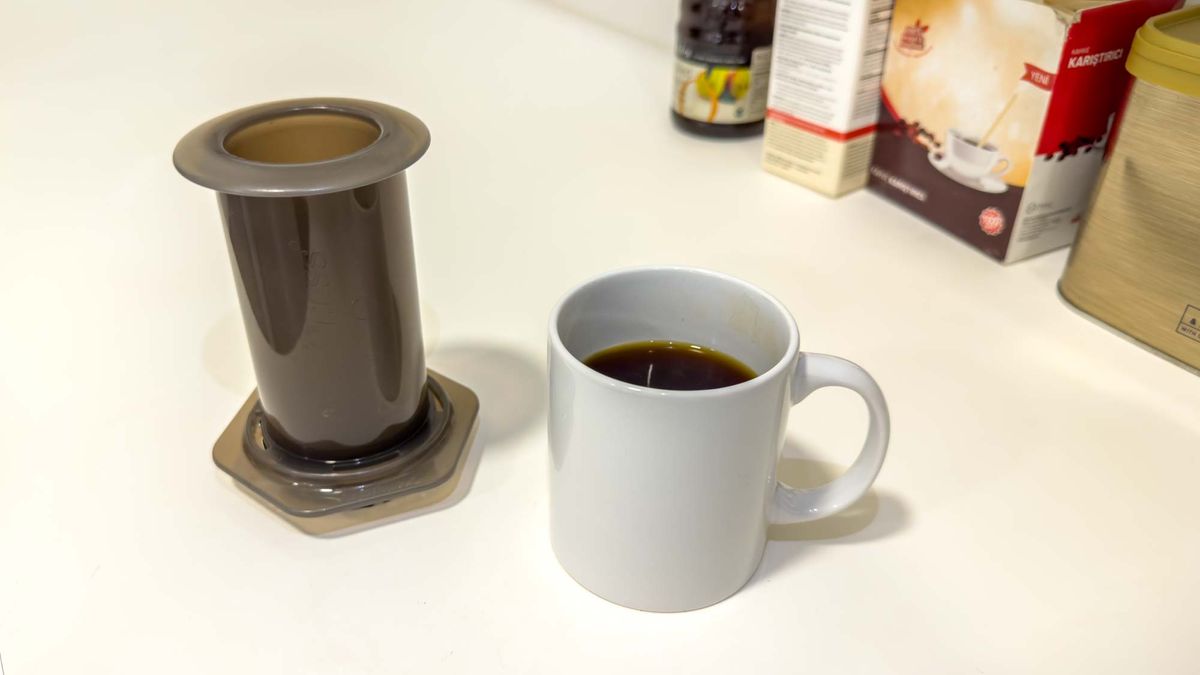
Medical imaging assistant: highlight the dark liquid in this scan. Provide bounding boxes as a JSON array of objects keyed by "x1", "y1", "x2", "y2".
[{"x1": 583, "y1": 340, "x2": 756, "y2": 391}]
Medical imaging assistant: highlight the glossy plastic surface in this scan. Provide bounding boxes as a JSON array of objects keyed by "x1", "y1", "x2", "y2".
[
  {"x1": 176, "y1": 98, "x2": 433, "y2": 460},
  {"x1": 218, "y1": 174, "x2": 427, "y2": 459},
  {"x1": 173, "y1": 97, "x2": 430, "y2": 197}
]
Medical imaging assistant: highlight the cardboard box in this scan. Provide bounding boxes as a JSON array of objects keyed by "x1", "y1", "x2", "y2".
[
  {"x1": 762, "y1": 0, "x2": 895, "y2": 196},
  {"x1": 868, "y1": 0, "x2": 1180, "y2": 263}
]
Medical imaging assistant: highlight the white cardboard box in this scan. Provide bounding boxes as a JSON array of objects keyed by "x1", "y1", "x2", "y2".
[{"x1": 762, "y1": 0, "x2": 894, "y2": 196}]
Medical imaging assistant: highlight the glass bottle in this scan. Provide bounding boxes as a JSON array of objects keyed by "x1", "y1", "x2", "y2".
[{"x1": 672, "y1": 0, "x2": 777, "y2": 138}]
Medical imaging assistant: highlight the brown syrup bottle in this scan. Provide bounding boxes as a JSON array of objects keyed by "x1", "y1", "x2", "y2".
[{"x1": 672, "y1": 0, "x2": 777, "y2": 138}]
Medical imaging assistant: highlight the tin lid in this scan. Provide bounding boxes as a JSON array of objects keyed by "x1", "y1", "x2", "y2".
[
  {"x1": 173, "y1": 98, "x2": 430, "y2": 198},
  {"x1": 1128, "y1": 6, "x2": 1200, "y2": 98}
]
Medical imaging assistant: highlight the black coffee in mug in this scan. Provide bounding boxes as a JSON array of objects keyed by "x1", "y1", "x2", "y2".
[{"x1": 583, "y1": 340, "x2": 756, "y2": 391}]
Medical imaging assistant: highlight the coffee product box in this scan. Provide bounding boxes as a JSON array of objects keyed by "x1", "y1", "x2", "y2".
[
  {"x1": 868, "y1": 0, "x2": 1180, "y2": 263},
  {"x1": 762, "y1": 0, "x2": 895, "y2": 196}
]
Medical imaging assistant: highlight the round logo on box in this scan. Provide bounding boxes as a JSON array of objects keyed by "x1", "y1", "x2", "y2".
[{"x1": 979, "y1": 207, "x2": 1006, "y2": 236}]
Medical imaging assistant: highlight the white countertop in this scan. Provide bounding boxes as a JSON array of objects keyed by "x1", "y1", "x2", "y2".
[{"x1": 3, "y1": 0, "x2": 1199, "y2": 672}]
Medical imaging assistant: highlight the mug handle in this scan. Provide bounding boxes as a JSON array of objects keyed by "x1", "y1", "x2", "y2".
[
  {"x1": 991, "y1": 156, "x2": 1010, "y2": 175},
  {"x1": 769, "y1": 353, "x2": 890, "y2": 524}
]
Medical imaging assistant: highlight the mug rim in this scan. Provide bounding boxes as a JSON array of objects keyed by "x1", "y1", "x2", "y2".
[{"x1": 548, "y1": 266, "x2": 800, "y2": 399}]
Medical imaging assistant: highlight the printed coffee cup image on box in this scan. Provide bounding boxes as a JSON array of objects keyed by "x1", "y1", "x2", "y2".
[
  {"x1": 928, "y1": 128, "x2": 1011, "y2": 194},
  {"x1": 867, "y1": 0, "x2": 1180, "y2": 263}
]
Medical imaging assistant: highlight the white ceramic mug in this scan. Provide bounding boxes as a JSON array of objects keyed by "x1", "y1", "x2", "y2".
[{"x1": 548, "y1": 267, "x2": 890, "y2": 612}]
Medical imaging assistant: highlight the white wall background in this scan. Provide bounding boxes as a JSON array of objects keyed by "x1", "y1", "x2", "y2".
[
  {"x1": 548, "y1": 0, "x2": 676, "y2": 49},
  {"x1": 547, "y1": 0, "x2": 1198, "y2": 51}
]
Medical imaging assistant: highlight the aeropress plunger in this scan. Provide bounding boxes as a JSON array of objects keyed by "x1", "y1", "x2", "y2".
[{"x1": 174, "y1": 98, "x2": 479, "y2": 535}]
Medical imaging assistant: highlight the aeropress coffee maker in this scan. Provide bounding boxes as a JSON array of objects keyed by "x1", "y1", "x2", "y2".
[{"x1": 174, "y1": 98, "x2": 480, "y2": 535}]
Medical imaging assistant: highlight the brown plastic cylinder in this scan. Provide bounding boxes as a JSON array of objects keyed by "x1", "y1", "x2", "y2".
[
  {"x1": 219, "y1": 175, "x2": 426, "y2": 459},
  {"x1": 175, "y1": 99, "x2": 434, "y2": 461}
]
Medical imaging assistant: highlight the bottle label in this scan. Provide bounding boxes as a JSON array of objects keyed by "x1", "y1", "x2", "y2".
[{"x1": 673, "y1": 47, "x2": 771, "y2": 125}]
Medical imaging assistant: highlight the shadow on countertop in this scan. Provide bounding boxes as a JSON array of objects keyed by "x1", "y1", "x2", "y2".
[
  {"x1": 428, "y1": 341, "x2": 546, "y2": 448},
  {"x1": 754, "y1": 439, "x2": 911, "y2": 580}
]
